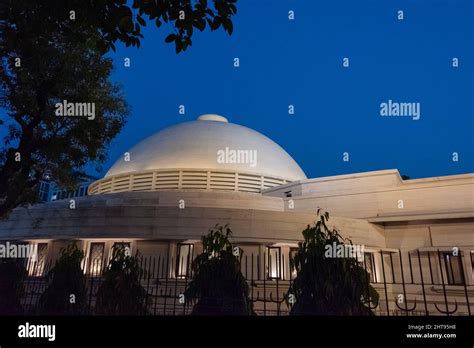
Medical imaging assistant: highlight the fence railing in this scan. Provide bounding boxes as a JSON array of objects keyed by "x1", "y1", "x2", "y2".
[{"x1": 15, "y1": 249, "x2": 474, "y2": 316}]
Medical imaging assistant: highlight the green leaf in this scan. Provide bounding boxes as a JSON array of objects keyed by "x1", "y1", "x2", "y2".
[
  {"x1": 136, "y1": 15, "x2": 146, "y2": 26},
  {"x1": 223, "y1": 18, "x2": 233, "y2": 34},
  {"x1": 165, "y1": 34, "x2": 177, "y2": 43},
  {"x1": 193, "y1": 18, "x2": 206, "y2": 31},
  {"x1": 175, "y1": 40, "x2": 182, "y2": 53},
  {"x1": 119, "y1": 16, "x2": 133, "y2": 32}
]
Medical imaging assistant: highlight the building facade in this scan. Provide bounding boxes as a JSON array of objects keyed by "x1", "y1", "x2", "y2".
[{"x1": 1, "y1": 114, "x2": 473, "y2": 315}]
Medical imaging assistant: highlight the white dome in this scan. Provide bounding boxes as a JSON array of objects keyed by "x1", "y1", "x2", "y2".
[{"x1": 89, "y1": 115, "x2": 306, "y2": 195}]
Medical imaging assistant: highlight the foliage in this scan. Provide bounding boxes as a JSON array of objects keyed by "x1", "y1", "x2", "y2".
[
  {"x1": 0, "y1": 257, "x2": 26, "y2": 315},
  {"x1": 0, "y1": 0, "x2": 237, "y2": 218},
  {"x1": 288, "y1": 209, "x2": 379, "y2": 315},
  {"x1": 95, "y1": 244, "x2": 149, "y2": 315},
  {"x1": 133, "y1": 0, "x2": 238, "y2": 54},
  {"x1": 38, "y1": 243, "x2": 88, "y2": 315},
  {"x1": 0, "y1": 0, "x2": 237, "y2": 54},
  {"x1": 184, "y1": 225, "x2": 254, "y2": 315},
  {"x1": 0, "y1": 3, "x2": 128, "y2": 218}
]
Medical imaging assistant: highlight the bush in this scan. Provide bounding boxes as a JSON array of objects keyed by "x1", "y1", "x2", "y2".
[
  {"x1": 288, "y1": 209, "x2": 379, "y2": 315},
  {"x1": 184, "y1": 225, "x2": 254, "y2": 315},
  {"x1": 38, "y1": 243, "x2": 87, "y2": 315},
  {"x1": 95, "y1": 244, "x2": 148, "y2": 315},
  {"x1": 0, "y1": 258, "x2": 26, "y2": 315}
]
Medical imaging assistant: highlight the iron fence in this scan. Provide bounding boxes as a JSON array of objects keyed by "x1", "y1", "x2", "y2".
[{"x1": 12, "y1": 249, "x2": 474, "y2": 316}]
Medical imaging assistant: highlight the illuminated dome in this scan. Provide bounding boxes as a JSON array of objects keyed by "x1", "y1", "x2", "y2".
[{"x1": 89, "y1": 114, "x2": 306, "y2": 194}]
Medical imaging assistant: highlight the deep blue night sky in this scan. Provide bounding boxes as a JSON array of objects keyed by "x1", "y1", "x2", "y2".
[{"x1": 98, "y1": 0, "x2": 473, "y2": 179}]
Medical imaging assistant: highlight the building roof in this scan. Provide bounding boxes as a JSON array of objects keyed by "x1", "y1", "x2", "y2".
[{"x1": 105, "y1": 114, "x2": 306, "y2": 181}]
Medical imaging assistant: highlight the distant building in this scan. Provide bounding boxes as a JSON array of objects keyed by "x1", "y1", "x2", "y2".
[
  {"x1": 38, "y1": 176, "x2": 52, "y2": 202},
  {"x1": 39, "y1": 174, "x2": 98, "y2": 202}
]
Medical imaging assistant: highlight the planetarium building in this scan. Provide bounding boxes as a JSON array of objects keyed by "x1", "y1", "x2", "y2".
[{"x1": 1, "y1": 114, "x2": 473, "y2": 315}]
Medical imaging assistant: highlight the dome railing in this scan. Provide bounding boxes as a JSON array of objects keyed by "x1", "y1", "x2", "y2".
[{"x1": 88, "y1": 169, "x2": 290, "y2": 195}]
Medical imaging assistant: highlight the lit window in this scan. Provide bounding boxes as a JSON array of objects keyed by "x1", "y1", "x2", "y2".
[
  {"x1": 176, "y1": 243, "x2": 193, "y2": 278},
  {"x1": 30, "y1": 243, "x2": 48, "y2": 277},
  {"x1": 289, "y1": 247, "x2": 298, "y2": 278},
  {"x1": 471, "y1": 252, "x2": 474, "y2": 278},
  {"x1": 267, "y1": 246, "x2": 281, "y2": 280},
  {"x1": 88, "y1": 243, "x2": 105, "y2": 276},
  {"x1": 363, "y1": 252, "x2": 376, "y2": 283},
  {"x1": 442, "y1": 253, "x2": 464, "y2": 285}
]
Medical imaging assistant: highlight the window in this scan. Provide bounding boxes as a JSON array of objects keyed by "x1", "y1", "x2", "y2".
[
  {"x1": 442, "y1": 253, "x2": 464, "y2": 285},
  {"x1": 471, "y1": 252, "x2": 474, "y2": 278},
  {"x1": 31, "y1": 243, "x2": 48, "y2": 277},
  {"x1": 363, "y1": 252, "x2": 376, "y2": 283},
  {"x1": 88, "y1": 243, "x2": 105, "y2": 276},
  {"x1": 267, "y1": 246, "x2": 281, "y2": 280},
  {"x1": 176, "y1": 243, "x2": 194, "y2": 278},
  {"x1": 38, "y1": 182, "x2": 51, "y2": 202},
  {"x1": 289, "y1": 247, "x2": 298, "y2": 278}
]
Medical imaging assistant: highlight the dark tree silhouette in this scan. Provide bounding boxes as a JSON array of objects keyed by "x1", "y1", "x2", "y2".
[
  {"x1": 0, "y1": 0, "x2": 238, "y2": 218},
  {"x1": 288, "y1": 209, "x2": 379, "y2": 315},
  {"x1": 184, "y1": 225, "x2": 254, "y2": 315},
  {"x1": 0, "y1": 0, "x2": 237, "y2": 54},
  {"x1": 0, "y1": 16, "x2": 127, "y2": 218},
  {"x1": 95, "y1": 244, "x2": 148, "y2": 315},
  {"x1": 0, "y1": 258, "x2": 26, "y2": 315},
  {"x1": 38, "y1": 243, "x2": 87, "y2": 315}
]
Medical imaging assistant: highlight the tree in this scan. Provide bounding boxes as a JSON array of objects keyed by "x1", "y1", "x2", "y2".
[
  {"x1": 0, "y1": 0, "x2": 238, "y2": 218},
  {"x1": 0, "y1": 12, "x2": 128, "y2": 218},
  {"x1": 1, "y1": 0, "x2": 237, "y2": 54},
  {"x1": 38, "y1": 243, "x2": 88, "y2": 315},
  {"x1": 288, "y1": 209, "x2": 379, "y2": 315},
  {"x1": 0, "y1": 258, "x2": 26, "y2": 315},
  {"x1": 184, "y1": 225, "x2": 254, "y2": 315},
  {"x1": 95, "y1": 244, "x2": 148, "y2": 315}
]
